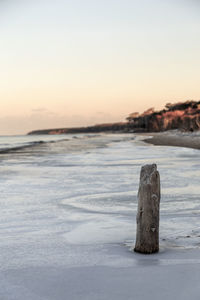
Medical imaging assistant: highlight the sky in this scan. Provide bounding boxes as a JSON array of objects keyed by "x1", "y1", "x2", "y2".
[{"x1": 0, "y1": 0, "x2": 199, "y2": 135}]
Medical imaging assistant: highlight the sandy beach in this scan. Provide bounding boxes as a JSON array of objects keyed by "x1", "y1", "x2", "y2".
[{"x1": 142, "y1": 130, "x2": 200, "y2": 150}]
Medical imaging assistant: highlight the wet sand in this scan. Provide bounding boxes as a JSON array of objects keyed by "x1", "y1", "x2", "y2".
[{"x1": 143, "y1": 131, "x2": 200, "y2": 150}]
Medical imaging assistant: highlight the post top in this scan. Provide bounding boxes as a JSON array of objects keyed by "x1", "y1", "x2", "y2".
[{"x1": 140, "y1": 164, "x2": 158, "y2": 185}]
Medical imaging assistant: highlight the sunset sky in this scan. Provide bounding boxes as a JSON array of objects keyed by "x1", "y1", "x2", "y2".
[{"x1": 1, "y1": 0, "x2": 199, "y2": 135}]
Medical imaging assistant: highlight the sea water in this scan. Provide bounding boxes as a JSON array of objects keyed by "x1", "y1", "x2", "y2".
[{"x1": 0, "y1": 133, "x2": 200, "y2": 273}]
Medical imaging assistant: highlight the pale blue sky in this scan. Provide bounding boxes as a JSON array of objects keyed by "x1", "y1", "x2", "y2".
[{"x1": 0, "y1": 0, "x2": 199, "y2": 134}]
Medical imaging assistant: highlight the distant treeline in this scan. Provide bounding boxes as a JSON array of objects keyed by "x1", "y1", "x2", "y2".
[
  {"x1": 28, "y1": 122, "x2": 128, "y2": 135},
  {"x1": 126, "y1": 100, "x2": 200, "y2": 132},
  {"x1": 28, "y1": 100, "x2": 200, "y2": 135}
]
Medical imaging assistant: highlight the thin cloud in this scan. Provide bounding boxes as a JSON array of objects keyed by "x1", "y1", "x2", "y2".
[{"x1": 32, "y1": 108, "x2": 48, "y2": 113}]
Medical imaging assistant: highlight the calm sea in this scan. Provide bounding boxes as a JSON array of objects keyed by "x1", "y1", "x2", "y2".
[{"x1": 0, "y1": 133, "x2": 200, "y2": 272}]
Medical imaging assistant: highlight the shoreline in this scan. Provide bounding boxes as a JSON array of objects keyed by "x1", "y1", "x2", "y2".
[{"x1": 142, "y1": 131, "x2": 200, "y2": 150}]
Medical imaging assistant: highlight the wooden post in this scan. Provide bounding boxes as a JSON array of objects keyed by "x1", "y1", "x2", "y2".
[{"x1": 134, "y1": 164, "x2": 160, "y2": 254}]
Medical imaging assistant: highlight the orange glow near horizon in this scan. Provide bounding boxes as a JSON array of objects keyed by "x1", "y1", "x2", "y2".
[{"x1": 0, "y1": 0, "x2": 199, "y2": 134}]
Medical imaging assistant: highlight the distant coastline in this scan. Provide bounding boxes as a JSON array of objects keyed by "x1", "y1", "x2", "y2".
[
  {"x1": 28, "y1": 100, "x2": 200, "y2": 135},
  {"x1": 27, "y1": 122, "x2": 129, "y2": 135}
]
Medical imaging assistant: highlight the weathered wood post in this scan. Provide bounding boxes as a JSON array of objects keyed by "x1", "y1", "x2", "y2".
[{"x1": 134, "y1": 164, "x2": 160, "y2": 254}]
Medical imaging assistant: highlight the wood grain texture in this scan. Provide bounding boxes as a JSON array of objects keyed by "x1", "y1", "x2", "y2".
[{"x1": 134, "y1": 164, "x2": 160, "y2": 254}]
